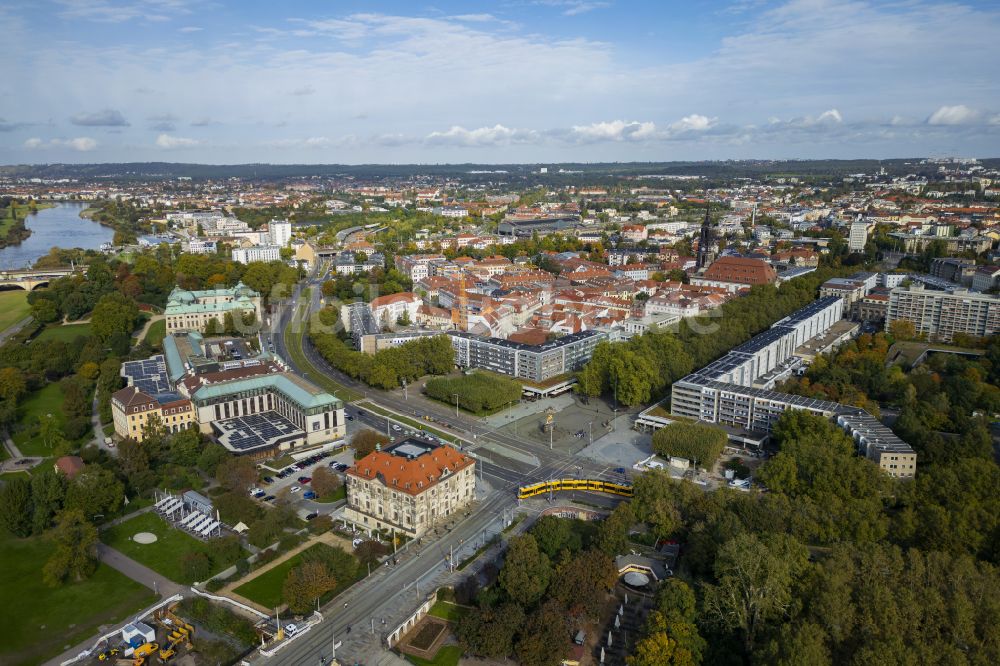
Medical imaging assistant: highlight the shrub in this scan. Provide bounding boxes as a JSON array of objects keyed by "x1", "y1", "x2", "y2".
[
  {"x1": 651, "y1": 421, "x2": 728, "y2": 467},
  {"x1": 425, "y1": 372, "x2": 522, "y2": 414}
]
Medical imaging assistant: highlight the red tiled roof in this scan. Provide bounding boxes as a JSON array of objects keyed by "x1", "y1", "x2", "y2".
[{"x1": 348, "y1": 445, "x2": 473, "y2": 495}]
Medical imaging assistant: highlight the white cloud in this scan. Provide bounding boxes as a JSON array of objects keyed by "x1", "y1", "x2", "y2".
[
  {"x1": 66, "y1": 136, "x2": 98, "y2": 151},
  {"x1": 56, "y1": 0, "x2": 195, "y2": 23},
  {"x1": 70, "y1": 108, "x2": 129, "y2": 126},
  {"x1": 155, "y1": 133, "x2": 198, "y2": 148},
  {"x1": 537, "y1": 1, "x2": 611, "y2": 16},
  {"x1": 815, "y1": 109, "x2": 843, "y2": 124},
  {"x1": 179, "y1": 26, "x2": 201, "y2": 33},
  {"x1": 570, "y1": 120, "x2": 656, "y2": 142},
  {"x1": 667, "y1": 114, "x2": 716, "y2": 133},
  {"x1": 426, "y1": 125, "x2": 537, "y2": 146},
  {"x1": 24, "y1": 136, "x2": 98, "y2": 151},
  {"x1": 927, "y1": 105, "x2": 981, "y2": 126}
]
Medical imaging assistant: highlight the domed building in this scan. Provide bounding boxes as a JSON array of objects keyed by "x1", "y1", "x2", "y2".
[{"x1": 165, "y1": 281, "x2": 262, "y2": 334}]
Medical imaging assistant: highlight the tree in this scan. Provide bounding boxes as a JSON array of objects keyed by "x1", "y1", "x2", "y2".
[
  {"x1": 181, "y1": 552, "x2": 212, "y2": 583},
  {"x1": 887, "y1": 319, "x2": 918, "y2": 341},
  {"x1": 702, "y1": 533, "x2": 809, "y2": 652},
  {"x1": 652, "y1": 422, "x2": 728, "y2": 467},
  {"x1": 0, "y1": 476, "x2": 33, "y2": 537},
  {"x1": 549, "y1": 549, "x2": 616, "y2": 620},
  {"x1": 64, "y1": 468, "x2": 125, "y2": 520},
  {"x1": 31, "y1": 298, "x2": 60, "y2": 323},
  {"x1": 351, "y1": 428, "x2": 389, "y2": 459},
  {"x1": 311, "y1": 466, "x2": 341, "y2": 498},
  {"x1": 0, "y1": 366, "x2": 26, "y2": 402},
  {"x1": 169, "y1": 427, "x2": 203, "y2": 466},
  {"x1": 282, "y1": 560, "x2": 336, "y2": 614},
  {"x1": 457, "y1": 602, "x2": 525, "y2": 659},
  {"x1": 515, "y1": 600, "x2": 568, "y2": 666},
  {"x1": 216, "y1": 456, "x2": 257, "y2": 493},
  {"x1": 30, "y1": 468, "x2": 66, "y2": 535},
  {"x1": 628, "y1": 632, "x2": 693, "y2": 666},
  {"x1": 499, "y1": 534, "x2": 551, "y2": 606},
  {"x1": 42, "y1": 509, "x2": 99, "y2": 586},
  {"x1": 90, "y1": 292, "x2": 139, "y2": 342},
  {"x1": 598, "y1": 502, "x2": 635, "y2": 556}
]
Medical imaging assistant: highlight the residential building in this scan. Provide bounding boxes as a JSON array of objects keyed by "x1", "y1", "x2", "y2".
[
  {"x1": 448, "y1": 329, "x2": 607, "y2": 384},
  {"x1": 268, "y1": 219, "x2": 292, "y2": 247},
  {"x1": 345, "y1": 439, "x2": 475, "y2": 537},
  {"x1": 111, "y1": 386, "x2": 195, "y2": 442},
  {"x1": 848, "y1": 218, "x2": 869, "y2": 251},
  {"x1": 164, "y1": 282, "x2": 261, "y2": 334},
  {"x1": 972, "y1": 266, "x2": 1000, "y2": 292},
  {"x1": 369, "y1": 292, "x2": 422, "y2": 328},
  {"x1": 232, "y1": 245, "x2": 281, "y2": 264},
  {"x1": 886, "y1": 284, "x2": 1000, "y2": 342}
]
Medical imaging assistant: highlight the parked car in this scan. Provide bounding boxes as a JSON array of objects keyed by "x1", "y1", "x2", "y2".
[
  {"x1": 303, "y1": 490, "x2": 317, "y2": 499},
  {"x1": 290, "y1": 486, "x2": 301, "y2": 493},
  {"x1": 297, "y1": 476, "x2": 311, "y2": 483},
  {"x1": 305, "y1": 512, "x2": 318, "y2": 520},
  {"x1": 264, "y1": 495, "x2": 276, "y2": 502},
  {"x1": 262, "y1": 476, "x2": 275, "y2": 484},
  {"x1": 391, "y1": 424, "x2": 401, "y2": 432}
]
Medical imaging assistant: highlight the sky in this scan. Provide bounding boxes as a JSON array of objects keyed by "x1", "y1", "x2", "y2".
[{"x1": 1, "y1": 0, "x2": 999, "y2": 164}]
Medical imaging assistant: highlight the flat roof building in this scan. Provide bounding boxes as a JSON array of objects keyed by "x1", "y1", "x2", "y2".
[
  {"x1": 886, "y1": 284, "x2": 1000, "y2": 342},
  {"x1": 448, "y1": 329, "x2": 607, "y2": 384}
]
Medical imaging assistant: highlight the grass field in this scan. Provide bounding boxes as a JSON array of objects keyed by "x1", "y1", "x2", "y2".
[
  {"x1": 315, "y1": 485, "x2": 347, "y2": 503},
  {"x1": 102, "y1": 513, "x2": 237, "y2": 584},
  {"x1": 12, "y1": 383, "x2": 66, "y2": 457},
  {"x1": 234, "y1": 542, "x2": 360, "y2": 609},
  {"x1": 143, "y1": 319, "x2": 166, "y2": 348},
  {"x1": 36, "y1": 323, "x2": 93, "y2": 342},
  {"x1": 283, "y1": 298, "x2": 364, "y2": 402},
  {"x1": 428, "y1": 601, "x2": 469, "y2": 623},
  {"x1": 0, "y1": 530, "x2": 155, "y2": 666},
  {"x1": 404, "y1": 645, "x2": 463, "y2": 666},
  {"x1": 0, "y1": 290, "x2": 31, "y2": 333}
]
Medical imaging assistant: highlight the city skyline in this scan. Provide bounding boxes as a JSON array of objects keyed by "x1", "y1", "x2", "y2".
[{"x1": 2, "y1": 0, "x2": 1000, "y2": 163}]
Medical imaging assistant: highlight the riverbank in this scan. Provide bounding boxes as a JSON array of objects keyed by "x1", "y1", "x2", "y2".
[
  {"x1": 0, "y1": 202, "x2": 54, "y2": 249},
  {"x1": 0, "y1": 202, "x2": 114, "y2": 269}
]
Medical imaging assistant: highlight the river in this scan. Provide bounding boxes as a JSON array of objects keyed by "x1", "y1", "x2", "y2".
[{"x1": 0, "y1": 202, "x2": 114, "y2": 269}]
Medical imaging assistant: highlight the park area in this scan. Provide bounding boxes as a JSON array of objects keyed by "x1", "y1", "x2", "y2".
[
  {"x1": 0, "y1": 290, "x2": 30, "y2": 333},
  {"x1": 0, "y1": 529, "x2": 154, "y2": 666},
  {"x1": 11, "y1": 382, "x2": 66, "y2": 457},
  {"x1": 102, "y1": 512, "x2": 241, "y2": 585},
  {"x1": 35, "y1": 322, "x2": 93, "y2": 342},
  {"x1": 233, "y1": 541, "x2": 361, "y2": 610}
]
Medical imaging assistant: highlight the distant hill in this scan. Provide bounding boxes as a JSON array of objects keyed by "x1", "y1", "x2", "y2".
[{"x1": 2, "y1": 159, "x2": 997, "y2": 183}]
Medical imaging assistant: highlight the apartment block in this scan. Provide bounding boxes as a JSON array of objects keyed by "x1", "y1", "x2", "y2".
[
  {"x1": 886, "y1": 284, "x2": 1000, "y2": 342},
  {"x1": 448, "y1": 329, "x2": 607, "y2": 383}
]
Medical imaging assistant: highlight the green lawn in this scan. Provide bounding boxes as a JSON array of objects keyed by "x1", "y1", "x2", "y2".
[
  {"x1": 102, "y1": 513, "x2": 237, "y2": 584},
  {"x1": 405, "y1": 645, "x2": 463, "y2": 666},
  {"x1": 36, "y1": 323, "x2": 93, "y2": 342},
  {"x1": 12, "y1": 383, "x2": 66, "y2": 457},
  {"x1": 0, "y1": 290, "x2": 31, "y2": 333},
  {"x1": 314, "y1": 485, "x2": 347, "y2": 503},
  {"x1": 0, "y1": 530, "x2": 155, "y2": 666},
  {"x1": 428, "y1": 601, "x2": 469, "y2": 623},
  {"x1": 143, "y1": 319, "x2": 166, "y2": 348},
  {"x1": 283, "y1": 299, "x2": 364, "y2": 402},
  {"x1": 234, "y1": 542, "x2": 360, "y2": 609}
]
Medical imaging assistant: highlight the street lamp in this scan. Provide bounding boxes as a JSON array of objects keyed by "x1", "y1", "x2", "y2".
[{"x1": 453, "y1": 393, "x2": 459, "y2": 417}]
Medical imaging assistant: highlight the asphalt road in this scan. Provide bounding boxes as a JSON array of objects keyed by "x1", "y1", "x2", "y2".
[{"x1": 254, "y1": 271, "x2": 625, "y2": 663}]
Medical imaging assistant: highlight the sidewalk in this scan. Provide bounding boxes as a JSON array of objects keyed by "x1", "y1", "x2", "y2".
[{"x1": 97, "y1": 543, "x2": 185, "y2": 598}]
